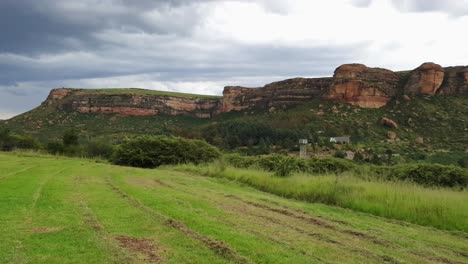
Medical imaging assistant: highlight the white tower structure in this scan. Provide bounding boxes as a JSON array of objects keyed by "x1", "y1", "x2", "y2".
[{"x1": 299, "y1": 139, "x2": 308, "y2": 158}]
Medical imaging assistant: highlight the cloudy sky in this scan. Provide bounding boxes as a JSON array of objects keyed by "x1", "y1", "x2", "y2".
[{"x1": 1, "y1": 0, "x2": 467, "y2": 119}]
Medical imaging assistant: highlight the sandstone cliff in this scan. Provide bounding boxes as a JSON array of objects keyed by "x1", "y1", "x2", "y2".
[
  {"x1": 323, "y1": 64, "x2": 399, "y2": 108},
  {"x1": 404, "y1": 63, "x2": 445, "y2": 95},
  {"x1": 45, "y1": 89, "x2": 221, "y2": 119},
  {"x1": 438, "y1": 66, "x2": 468, "y2": 95},
  {"x1": 222, "y1": 77, "x2": 332, "y2": 112},
  {"x1": 43, "y1": 62, "x2": 467, "y2": 118}
]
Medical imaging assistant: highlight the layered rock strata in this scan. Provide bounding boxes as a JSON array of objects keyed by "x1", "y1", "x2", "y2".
[
  {"x1": 323, "y1": 64, "x2": 399, "y2": 108},
  {"x1": 43, "y1": 62, "x2": 468, "y2": 118},
  {"x1": 404, "y1": 63, "x2": 445, "y2": 95}
]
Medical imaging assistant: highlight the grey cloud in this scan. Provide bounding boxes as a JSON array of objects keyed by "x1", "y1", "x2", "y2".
[
  {"x1": 0, "y1": 0, "x2": 366, "y2": 118},
  {"x1": 0, "y1": 0, "x2": 213, "y2": 55},
  {"x1": 351, "y1": 0, "x2": 372, "y2": 8},
  {"x1": 391, "y1": 0, "x2": 468, "y2": 16},
  {"x1": 355, "y1": 0, "x2": 468, "y2": 16}
]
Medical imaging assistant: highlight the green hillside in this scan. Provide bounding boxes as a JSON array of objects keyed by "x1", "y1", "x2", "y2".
[
  {"x1": 1, "y1": 152, "x2": 467, "y2": 263},
  {"x1": 73, "y1": 88, "x2": 222, "y2": 99},
  {"x1": 2, "y1": 94, "x2": 467, "y2": 155}
]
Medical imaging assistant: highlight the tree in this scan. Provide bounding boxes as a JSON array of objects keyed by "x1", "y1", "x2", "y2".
[
  {"x1": 0, "y1": 128, "x2": 13, "y2": 151},
  {"x1": 63, "y1": 129, "x2": 79, "y2": 146},
  {"x1": 385, "y1": 149, "x2": 393, "y2": 165}
]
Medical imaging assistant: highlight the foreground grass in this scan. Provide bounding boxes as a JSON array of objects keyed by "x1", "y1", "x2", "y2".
[
  {"x1": 174, "y1": 163, "x2": 468, "y2": 233},
  {"x1": 1, "y1": 152, "x2": 467, "y2": 263}
]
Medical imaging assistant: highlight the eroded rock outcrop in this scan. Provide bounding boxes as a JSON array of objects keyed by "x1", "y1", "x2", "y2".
[
  {"x1": 381, "y1": 117, "x2": 398, "y2": 129},
  {"x1": 221, "y1": 78, "x2": 332, "y2": 112},
  {"x1": 324, "y1": 64, "x2": 399, "y2": 108},
  {"x1": 404, "y1": 62, "x2": 445, "y2": 95},
  {"x1": 45, "y1": 89, "x2": 221, "y2": 118},
  {"x1": 47, "y1": 88, "x2": 73, "y2": 101},
  {"x1": 438, "y1": 66, "x2": 468, "y2": 95}
]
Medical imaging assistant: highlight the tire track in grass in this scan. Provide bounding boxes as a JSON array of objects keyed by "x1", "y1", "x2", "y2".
[
  {"x1": 216, "y1": 195, "x2": 402, "y2": 264},
  {"x1": 104, "y1": 177, "x2": 251, "y2": 264},
  {"x1": 73, "y1": 175, "x2": 141, "y2": 264},
  {"x1": 125, "y1": 175, "x2": 391, "y2": 263},
  {"x1": 128, "y1": 176, "x2": 333, "y2": 262},
  {"x1": 0, "y1": 166, "x2": 38, "y2": 181},
  {"x1": 221, "y1": 194, "x2": 412, "y2": 263},
  {"x1": 151, "y1": 175, "x2": 416, "y2": 263}
]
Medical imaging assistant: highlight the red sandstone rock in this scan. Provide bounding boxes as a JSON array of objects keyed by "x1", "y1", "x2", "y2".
[
  {"x1": 438, "y1": 66, "x2": 468, "y2": 95},
  {"x1": 324, "y1": 64, "x2": 398, "y2": 108},
  {"x1": 404, "y1": 62, "x2": 445, "y2": 95},
  {"x1": 48, "y1": 88, "x2": 73, "y2": 100},
  {"x1": 381, "y1": 117, "x2": 398, "y2": 129}
]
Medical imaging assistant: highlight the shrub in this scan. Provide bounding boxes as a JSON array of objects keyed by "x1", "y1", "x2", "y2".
[
  {"x1": 47, "y1": 141, "x2": 65, "y2": 155},
  {"x1": 63, "y1": 129, "x2": 79, "y2": 146},
  {"x1": 305, "y1": 158, "x2": 356, "y2": 174},
  {"x1": 273, "y1": 156, "x2": 298, "y2": 177},
  {"x1": 371, "y1": 164, "x2": 468, "y2": 188},
  {"x1": 224, "y1": 153, "x2": 258, "y2": 168},
  {"x1": 86, "y1": 139, "x2": 113, "y2": 159},
  {"x1": 112, "y1": 136, "x2": 221, "y2": 168},
  {"x1": 11, "y1": 135, "x2": 40, "y2": 150},
  {"x1": 224, "y1": 153, "x2": 356, "y2": 176},
  {"x1": 334, "y1": 150, "x2": 346, "y2": 159}
]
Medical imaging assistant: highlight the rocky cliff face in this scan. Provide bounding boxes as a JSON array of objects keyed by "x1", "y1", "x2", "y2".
[
  {"x1": 45, "y1": 89, "x2": 221, "y2": 118},
  {"x1": 222, "y1": 78, "x2": 332, "y2": 112},
  {"x1": 44, "y1": 62, "x2": 467, "y2": 118},
  {"x1": 404, "y1": 63, "x2": 445, "y2": 95},
  {"x1": 438, "y1": 66, "x2": 468, "y2": 95},
  {"x1": 323, "y1": 64, "x2": 399, "y2": 108}
]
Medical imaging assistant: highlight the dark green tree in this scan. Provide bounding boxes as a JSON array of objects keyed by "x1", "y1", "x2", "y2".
[{"x1": 63, "y1": 129, "x2": 79, "y2": 146}]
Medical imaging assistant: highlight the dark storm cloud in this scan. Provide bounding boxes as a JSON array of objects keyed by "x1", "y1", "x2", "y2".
[
  {"x1": 0, "y1": 0, "x2": 215, "y2": 55},
  {"x1": 0, "y1": 0, "x2": 366, "y2": 118}
]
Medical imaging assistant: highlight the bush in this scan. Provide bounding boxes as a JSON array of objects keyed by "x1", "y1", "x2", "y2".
[
  {"x1": 47, "y1": 141, "x2": 65, "y2": 155},
  {"x1": 112, "y1": 136, "x2": 221, "y2": 168},
  {"x1": 86, "y1": 139, "x2": 113, "y2": 159},
  {"x1": 224, "y1": 153, "x2": 356, "y2": 176},
  {"x1": 224, "y1": 153, "x2": 258, "y2": 168},
  {"x1": 63, "y1": 129, "x2": 79, "y2": 146},
  {"x1": 0, "y1": 129, "x2": 40, "y2": 151},
  {"x1": 273, "y1": 156, "x2": 298, "y2": 177},
  {"x1": 11, "y1": 135, "x2": 40, "y2": 150},
  {"x1": 371, "y1": 164, "x2": 468, "y2": 188},
  {"x1": 305, "y1": 158, "x2": 356, "y2": 174}
]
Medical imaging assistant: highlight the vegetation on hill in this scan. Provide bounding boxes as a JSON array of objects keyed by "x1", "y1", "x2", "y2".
[
  {"x1": 1, "y1": 94, "x2": 467, "y2": 167},
  {"x1": 68, "y1": 88, "x2": 222, "y2": 99}
]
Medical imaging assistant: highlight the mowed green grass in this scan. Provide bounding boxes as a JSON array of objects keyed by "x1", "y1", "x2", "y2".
[
  {"x1": 1, "y1": 153, "x2": 467, "y2": 264},
  {"x1": 175, "y1": 164, "x2": 468, "y2": 232}
]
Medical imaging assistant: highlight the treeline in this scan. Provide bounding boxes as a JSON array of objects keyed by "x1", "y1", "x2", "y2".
[
  {"x1": 0, "y1": 128, "x2": 220, "y2": 167},
  {"x1": 0, "y1": 128, "x2": 40, "y2": 151},
  {"x1": 199, "y1": 120, "x2": 335, "y2": 153}
]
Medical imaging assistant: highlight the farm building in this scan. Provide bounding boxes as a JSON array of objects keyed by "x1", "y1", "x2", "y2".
[{"x1": 330, "y1": 136, "x2": 350, "y2": 144}]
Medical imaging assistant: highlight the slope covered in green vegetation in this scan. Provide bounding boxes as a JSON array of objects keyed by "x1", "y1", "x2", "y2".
[
  {"x1": 1, "y1": 152, "x2": 467, "y2": 263},
  {"x1": 2, "y1": 94, "x2": 466, "y2": 162}
]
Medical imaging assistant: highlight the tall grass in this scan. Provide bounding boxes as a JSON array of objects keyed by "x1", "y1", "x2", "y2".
[{"x1": 174, "y1": 163, "x2": 468, "y2": 232}]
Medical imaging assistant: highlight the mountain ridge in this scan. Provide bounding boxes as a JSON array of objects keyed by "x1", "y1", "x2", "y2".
[{"x1": 31, "y1": 62, "x2": 468, "y2": 120}]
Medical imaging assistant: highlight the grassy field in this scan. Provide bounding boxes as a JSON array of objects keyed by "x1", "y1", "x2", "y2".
[
  {"x1": 174, "y1": 164, "x2": 468, "y2": 232},
  {"x1": 1, "y1": 153, "x2": 468, "y2": 263}
]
